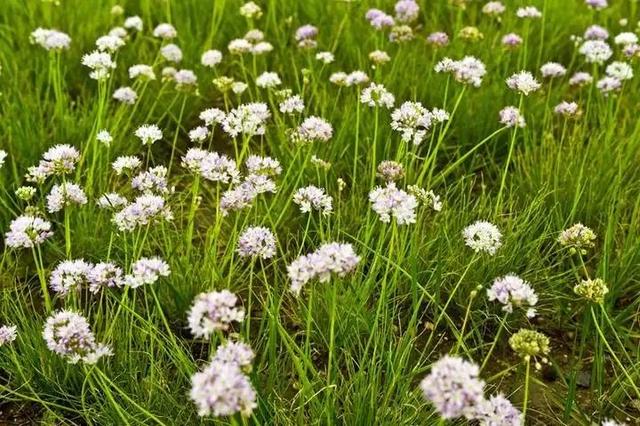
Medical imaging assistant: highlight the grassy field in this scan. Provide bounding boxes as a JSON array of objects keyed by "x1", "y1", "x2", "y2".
[{"x1": 0, "y1": 0, "x2": 639, "y2": 424}]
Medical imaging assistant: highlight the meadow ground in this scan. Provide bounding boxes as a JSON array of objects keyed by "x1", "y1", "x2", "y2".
[{"x1": 0, "y1": 0, "x2": 639, "y2": 425}]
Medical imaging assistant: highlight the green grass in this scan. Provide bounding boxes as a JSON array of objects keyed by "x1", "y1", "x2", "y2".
[{"x1": 1, "y1": 0, "x2": 640, "y2": 424}]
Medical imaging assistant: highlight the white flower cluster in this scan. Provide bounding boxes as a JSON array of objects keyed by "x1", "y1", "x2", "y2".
[
  {"x1": 188, "y1": 290, "x2": 245, "y2": 337},
  {"x1": 487, "y1": 274, "x2": 538, "y2": 317},
  {"x1": 222, "y1": 103, "x2": 271, "y2": 138},
  {"x1": 124, "y1": 257, "x2": 171, "y2": 288},
  {"x1": 293, "y1": 185, "x2": 333, "y2": 215},
  {"x1": 4, "y1": 215, "x2": 53, "y2": 249},
  {"x1": 182, "y1": 149, "x2": 240, "y2": 183},
  {"x1": 435, "y1": 56, "x2": 487, "y2": 87},
  {"x1": 43, "y1": 310, "x2": 112, "y2": 364},
  {"x1": 391, "y1": 101, "x2": 449, "y2": 145},
  {"x1": 369, "y1": 182, "x2": 418, "y2": 225},
  {"x1": 462, "y1": 221, "x2": 503, "y2": 255},
  {"x1": 30, "y1": 28, "x2": 71, "y2": 50}
]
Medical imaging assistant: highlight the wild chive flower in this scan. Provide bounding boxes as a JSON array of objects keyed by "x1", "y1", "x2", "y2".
[
  {"x1": 606, "y1": 62, "x2": 633, "y2": 80},
  {"x1": 161, "y1": 43, "x2": 183, "y2": 63},
  {"x1": 220, "y1": 182, "x2": 258, "y2": 216},
  {"x1": 30, "y1": 28, "x2": 71, "y2": 50},
  {"x1": 109, "y1": 27, "x2": 127, "y2": 39},
  {"x1": 0, "y1": 150, "x2": 6, "y2": 169},
  {"x1": 293, "y1": 185, "x2": 333, "y2": 215},
  {"x1": 558, "y1": 223, "x2": 596, "y2": 254},
  {"x1": 482, "y1": 1, "x2": 506, "y2": 16},
  {"x1": 43, "y1": 311, "x2": 112, "y2": 364},
  {"x1": 596, "y1": 76, "x2": 622, "y2": 94},
  {"x1": 174, "y1": 69, "x2": 198, "y2": 89},
  {"x1": 112, "y1": 155, "x2": 141, "y2": 175},
  {"x1": 96, "y1": 130, "x2": 113, "y2": 146},
  {"x1": 237, "y1": 226, "x2": 277, "y2": 259},
  {"x1": 360, "y1": 83, "x2": 395, "y2": 108},
  {"x1": 377, "y1": 160, "x2": 405, "y2": 182},
  {"x1": 585, "y1": 0, "x2": 608, "y2": 9},
  {"x1": 390, "y1": 101, "x2": 434, "y2": 145},
  {"x1": 579, "y1": 40, "x2": 612, "y2": 63},
  {"x1": 509, "y1": 329, "x2": 550, "y2": 360},
  {"x1": 189, "y1": 126, "x2": 210, "y2": 143},
  {"x1": 153, "y1": 23, "x2": 177, "y2": 39},
  {"x1": 129, "y1": 64, "x2": 155, "y2": 80},
  {"x1": 50, "y1": 259, "x2": 93, "y2": 296},
  {"x1": 394, "y1": 0, "x2": 419, "y2": 23},
  {"x1": 554, "y1": 101, "x2": 581, "y2": 117},
  {"x1": 46, "y1": 183, "x2": 88, "y2": 213},
  {"x1": 287, "y1": 243, "x2": 360, "y2": 296},
  {"x1": 81, "y1": 50, "x2": 116, "y2": 80},
  {"x1": 502, "y1": 33, "x2": 523, "y2": 48},
  {"x1": 239, "y1": 1, "x2": 262, "y2": 19},
  {"x1": 601, "y1": 419, "x2": 627, "y2": 426},
  {"x1": 369, "y1": 50, "x2": 391, "y2": 64},
  {"x1": 293, "y1": 116, "x2": 333, "y2": 143},
  {"x1": 315, "y1": 51, "x2": 334, "y2": 63},
  {"x1": 200, "y1": 108, "x2": 226, "y2": 126},
  {"x1": 458, "y1": 26, "x2": 484, "y2": 42},
  {"x1": 488, "y1": 274, "x2": 538, "y2": 318},
  {"x1": 245, "y1": 155, "x2": 282, "y2": 176},
  {"x1": 614, "y1": 32, "x2": 638, "y2": 46},
  {"x1": 584, "y1": 25, "x2": 609, "y2": 40},
  {"x1": 256, "y1": 71, "x2": 281, "y2": 88},
  {"x1": 96, "y1": 35, "x2": 125, "y2": 52},
  {"x1": 132, "y1": 166, "x2": 169, "y2": 194},
  {"x1": 390, "y1": 26, "x2": 415, "y2": 44},
  {"x1": 190, "y1": 359, "x2": 257, "y2": 417},
  {"x1": 569, "y1": 71, "x2": 593, "y2": 87},
  {"x1": 540, "y1": 62, "x2": 567, "y2": 78},
  {"x1": 407, "y1": 185, "x2": 443, "y2": 211},
  {"x1": 463, "y1": 221, "x2": 502, "y2": 255},
  {"x1": 427, "y1": 32, "x2": 449, "y2": 47},
  {"x1": 188, "y1": 290, "x2": 245, "y2": 337},
  {"x1": 244, "y1": 174, "x2": 276, "y2": 194},
  {"x1": 516, "y1": 6, "x2": 542, "y2": 18},
  {"x1": 124, "y1": 16, "x2": 143, "y2": 32},
  {"x1": 124, "y1": 257, "x2": 170, "y2": 288},
  {"x1": 135, "y1": 124, "x2": 163, "y2": 145},
  {"x1": 97, "y1": 193, "x2": 127, "y2": 210},
  {"x1": 228, "y1": 38, "x2": 253, "y2": 55},
  {"x1": 344, "y1": 71, "x2": 370, "y2": 86},
  {"x1": 113, "y1": 86, "x2": 137, "y2": 104},
  {"x1": 420, "y1": 356, "x2": 485, "y2": 420},
  {"x1": 201, "y1": 49, "x2": 223, "y2": 67},
  {"x1": 41, "y1": 144, "x2": 80, "y2": 175},
  {"x1": 232, "y1": 81, "x2": 248, "y2": 94},
  {"x1": 435, "y1": 56, "x2": 487, "y2": 87},
  {"x1": 574, "y1": 278, "x2": 608, "y2": 304},
  {"x1": 474, "y1": 394, "x2": 522, "y2": 426},
  {"x1": 212, "y1": 341, "x2": 255, "y2": 372},
  {"x1": 0, "y1": 325, "x2": 17, "y2": 346},
  {"x1": 506, "y1": 71, "x2": 541, "y2": 95},
  {"x1": 295, "y1": 24, "x2": 318, "y2": 49},
  {"x1": 222, "y1": 103, "x2": 270, "y2": 138},
  {"x1": 16, "y1": 186, "x2": 37, "y2": 201},
  {"x1": 369, "y1": 182, "x2": 417, "y2": 225},
  {"x1": 499, "y1": 106, "x2": 526, "y2": 128},
  {"x1": 162, "y1": 66, "x2": 177, "y2": 81},
  {"x1": 112, "y1": 194, "x2": 173, "y2": 231},
  {"x1": 279, "y1": 95, "x2": 305, "y2": 114},
  {"x1": 5, "y1": 215, "x2": 53, "y2": 248},
  {"x1": 187, "y1": 151, "x2": 240, "y2": 183},
  {"x1": 366, "y1": 9, "x2": 395, "y2": 30}
]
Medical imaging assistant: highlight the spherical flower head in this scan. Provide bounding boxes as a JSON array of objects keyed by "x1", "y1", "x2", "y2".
[
  {"x1": 30, "y1": 28, "x2": 71, "y2": 50},
  {"x1": 228, "y1": 38, "x2": 253, "y2": 55},
  {"x1": 427, "y1": 32, "x2": 449, "y2": 47},
  {"x1": 506, "y1": 71, "x2": 541, "y2": 95},
  {"x1": 516, "y1": 6, "x2": 542, "y2": 18},
  {"x1": 420, "y1": 355, "x2": 485, "y2": 420},
  {"x1": 293, "y1": 185, "x2": 333, "y2": 215},
  {"x1": 390, "y1": 101, "x2": 435, "y2": 145},
  {"x1": 279, "y1": 94, "x2": 305, "y2": 114},
  {"x1": 42, "y1": 144, "x2": 80, "y2": 175},
  {"x1": 389, "y1": 25, "x2": 414, "y2": 43},
  {"x1": 245, "y1": 155, "x2": 282, "y2": 176},
  {"x1": 474, "y1": 394, "x2": 523, "y2": 426},
  {"x1": 444, "y1": 56, "x2": 487, "y2": 87},
  {"x1": 569, "y1": 71, "x2": 593, "y2": 87},
  {"x1": 200, "y1": 50, "x2": 222, "y2": 68},
  {"x1": 153, "y1": 23, "x2": 177, "y2": 39},
  {"x1": 97, "y1": 192, "x2": 128, "y2": 209},
  {"x1": 407, "y1": 185, "x2": 443, "y2": 211},
  {"x1": 239, "y1": 1, "x2": 262, "y2": 19},
  {"x1": 256, "y1": 71, "x2": 281, "y2": 88},
  {"x1": 113, "y1": 194, "x2": 173, "y2": 231},
  {"x1": 161, "y1": 43, "x2": 183, "y2": 63},
  {"x1": 596, "y1": 76, "x2": 622, "y2": 94},
  {"x1": 190, "y1": 359, "x2": 257, "y2": 417},
  {"x1": 488, "y1": 274, "x2": 538, "y2": 317},
  {"x1": 345, "y1": 70, "x2": 370, "y2": 86},
  {"x1": 584, "y1": 25, "x2": 609, "y2": 41},
  {"x1": 135, "y1": 124, "x2": 163, "y2": 145},
  {"x1": 81, "y1": 50, "x2": 116, "y2": 80},
  {"x1": 585, "y1": 0, "x2": 607, "y2": 9},
  {"x1": 43, "y1": 310, "x2": 112, "y2": 364},
  {"x1": 4, "y1": 215, "x2": 53, "y2": 248},
  {"x1": 394, "y1": 0, "x2": 420, "y2": 23},
  {"x1": 129, "y1": 64, "x2": 156, "y2": 80},
  {"x1": 174, "y1": 69, "x2": 198, "y2": 90},
  {"x1": 369, "y1": 182, "x2": 417, "y2": 225},
  {"x1": 361, "y1": 83, "x2": 395, "y2": 109},
  {"x1": 96, "y1": 35, "x2": 125, "y2": 53},
  {"x1": 540, "y1": 62, "x2": 566, "y2": 78},
  {"x1": 200, "y1": 108, "x2": 226, "y2": 127},
  {"x1": 482, "y1": 1, "x2": 506, "y2": 16},
  {"x1": 112, "y1": 155, "x2": 141, "y2": 175},
  {"x1": 124, "y1": 16, "x2": 143, "y2": 32},
  {"x1": 287, "y1": 243, "x2": 360, "y2": 296},
  {"x1": 295, "y1": 24, "x2": 318, "y2": 42},
  {"x1": 188, "y1": 126, "x2": 210, "y2": 144},
  {"x1": 124, "y1": 257, "x2": 170, "y2": 288},
  {"x1": 499, "y1": 106, "x2": 526, "y2": 128},
  {"x1": 294, "y1": 116, "x2": 333, "y2": 143},
  {"x1": 502, "y1": 33, "x2": 523, "y2": 48},
  {"x1": 606, "y1": 61, "x2": 633, "y2": 81},
  {"x1": 554, "y1": 101, "x2": 581, "y2": 118},
  {"x1": 366, "y1": 9, "x2": 395, "y2": 30},
  {"x1": 315, "y1": 51, "x2": 334, "y2": 63},
  {"x1": 509, "y1": 329, "x2": 550, "y2": 359},
  {"x1": 50, "y1": 259, "x2": 93, "y2": 296},
  {"x1": 15, "y1": 186, "x2": 37, "y2": 201},
  {"x1": 574, "y1": 278, "x2": 608, "y2": 304},
  {"x1": 463, "y1": 221, "x2": 502, "y2": 255},
  {"x1": 212, "y1": 341, "x2": 255, "y2": 372},
  {"x1": 220, "y1": 182, "x2": 258, "y2": 216},
  {"x1": 377, "y1": 160, "x2": 405, "y2": 182},
  {"x1": 0, "y1": 325, "x2": 17, "y2": 346},
  {"x1": 188, "y1": 290, "x2": 245, "y2": 337},
  {"x1": 237, "y1": 226, "x2": 276, "y2": 259},
  {"x1": 222, "y1": 103, "x2": 271, "y2": 138},
  {"x1": 96, "y1": 129, "x2": 113, "y2": 146},
  {"x1": 579, "y1": 40, "x2": 612, "y2": 64},
  {"x1": 458, "y1": 26, "x2": 484, "y2": 42},
  {"x1": 88, "y1": 262, "x2": 124, "y2": 293},
  {"x1": 614, "y1": 32, "x2": 638, "y2": 46},
  {"x1": 131, "y1": 166, "x2": 169, "y2": 194},
  {"x1": 558, "y1": 223, "x2": 596, "y2": 254},
  {"x1": 113, "y1": 86, "x2": 138, "y2": 104},
  {"x1": 46, "y1": 182, "x2": 88, "y2": 213}
]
